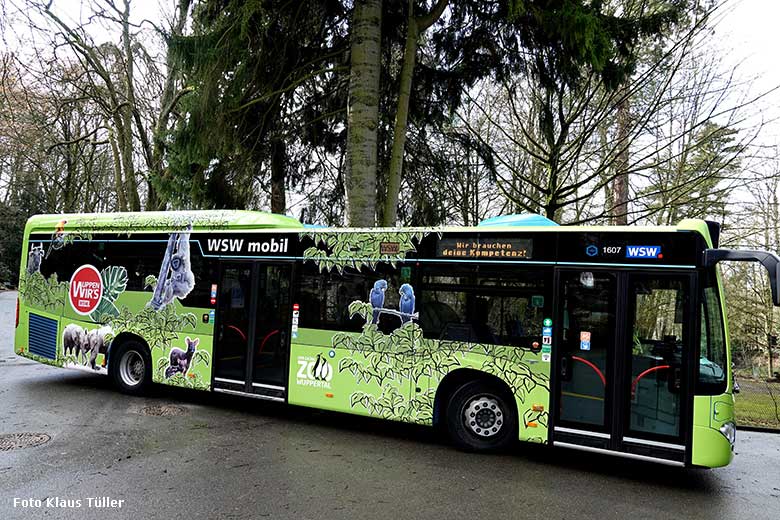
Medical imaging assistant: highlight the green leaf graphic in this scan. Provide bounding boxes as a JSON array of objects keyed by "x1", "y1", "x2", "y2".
[{"x1": 100, "y1": 266, "x2": 128, "y2": 302}]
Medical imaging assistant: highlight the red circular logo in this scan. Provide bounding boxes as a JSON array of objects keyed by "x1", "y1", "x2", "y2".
[{"x1": 69, "y1": 265, "x2": 103, "y2": 315}]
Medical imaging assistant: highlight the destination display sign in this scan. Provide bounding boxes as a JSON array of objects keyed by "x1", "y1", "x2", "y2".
[{"x1": 436, "y1": 237, "x2": 532, "y2": 259}]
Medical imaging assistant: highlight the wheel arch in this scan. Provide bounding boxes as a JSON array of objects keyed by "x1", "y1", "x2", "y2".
[{"x1": 433, "y1": 368, "x2": 517, "y2": 430}]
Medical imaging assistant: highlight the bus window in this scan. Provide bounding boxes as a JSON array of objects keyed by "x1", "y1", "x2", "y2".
[
  {"x1": 628, "y1": 276, "x2": 688, "y2": 438},
  {"x1": 419, "y1": 287, "x2": 469, "y2": 341},
  {"x1": 698, "y1": 276, "x2": 727, "y2": 394},
  {"x1": 419, "y1": 266, "x2": 552, "y2": 348},
  {"x1": 43, "y1": 241, "x2": 104, "y2": 282},
  {"x1": 294, "y1": 263, "x2": 404, "y2": 333},
  {"x1": 559, "y1": 271, "x2": 616, "y2": 429}
]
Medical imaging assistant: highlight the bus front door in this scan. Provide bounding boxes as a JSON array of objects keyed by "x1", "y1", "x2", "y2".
[
  {"x1": 212, "y1": 261, "x2": 292, "y2": 402},
  {"x1": 553, "y1": 269, "x2": 692, "y2": 465}
]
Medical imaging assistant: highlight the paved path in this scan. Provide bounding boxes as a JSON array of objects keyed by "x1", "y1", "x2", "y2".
[{"x1": 1, "y1": 291, "x2": 779, "y2": 519}]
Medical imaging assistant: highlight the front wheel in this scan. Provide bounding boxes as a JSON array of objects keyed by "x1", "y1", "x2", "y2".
[
  {"x1": 446, "y1": 380, "x2": 517, "y2": 452},
  {"x1": 110, "y1": 340, "x2": 152, "y2": 395}
]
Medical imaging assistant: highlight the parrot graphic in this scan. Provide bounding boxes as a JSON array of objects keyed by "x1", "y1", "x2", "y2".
[
  {"x1": 369, "y1": 279, "x2": 388, "y2": 324},
  {"x1": 399, "y1": 283, "x2": 416, "y2": 323},
  {"x1": 45, "y1": 219, "x2": 68, "y2": 258}
]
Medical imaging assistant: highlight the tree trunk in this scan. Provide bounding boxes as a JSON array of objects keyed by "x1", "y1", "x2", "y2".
[
  {"x1": 147, "y1": 0, "x2": 192, "y2": 211},
  {"x1": 61, "y1": 119, "x2": 76, "y2": 212},
  {"x1": 383, "y1": 16, "x2": 417, "y2": 227},
  {"x1": 382, "y1": 0, "x2": 448, "y2": 226},
  {"x1": 270, "y1": 138, "x2": 287, "y2": 214},
  {"x1": 597, "y1": 121, "x2": 614, "y2": 218},
  {"x1": 345, "y1": 0, "x2": 382, "y2": 227},
  {"x1": 121, "y1": 0, "x2": 140, "y2": 211},
  {"x1": 146, "y1": 178, "x2": 160, "y2": 211},
  {"x1": 108, "y1": 125, "x2": 128, "y2": 212},
  {"x1": 612, "y1": 91, "x2": 630, "y2": 225}
]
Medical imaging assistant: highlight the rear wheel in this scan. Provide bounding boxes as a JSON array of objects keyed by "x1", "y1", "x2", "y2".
[
  {"x1": 110, "y1": 340, "x2": 152, "y2": 395},
  {"x1": 446, "y1": 380, "x2": 517, "y2": 452}
]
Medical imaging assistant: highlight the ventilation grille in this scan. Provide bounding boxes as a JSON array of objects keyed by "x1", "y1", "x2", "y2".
[{"x1": 28, "y1": 313, "x2": 58, "y2": 360}]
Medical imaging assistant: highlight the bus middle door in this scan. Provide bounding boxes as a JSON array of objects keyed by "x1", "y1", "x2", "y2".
[{"x1": 213, "y1": 261, "x2": 293, "y2": 402}]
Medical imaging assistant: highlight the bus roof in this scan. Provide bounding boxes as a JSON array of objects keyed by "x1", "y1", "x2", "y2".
[
  {"x1": 304, "y1": 219, "x2": 715, "y2": 247},
  {"x1": 23, "y1": 211, "x2": 714, "y2": 247},
  {"x1": 24, "y1": 210, "x2": 304, "y2": 234}
]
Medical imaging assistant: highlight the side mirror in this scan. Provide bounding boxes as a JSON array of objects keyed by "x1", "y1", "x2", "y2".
[{"x1": 704, "y1": 249, "x2": 780, "y2": 306}]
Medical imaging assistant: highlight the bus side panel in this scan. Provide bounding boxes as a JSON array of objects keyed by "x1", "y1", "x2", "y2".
[
  {"x1": 16, "y1": 230, "x2": 67, "y2": 367},
  {"x1": 82, "y1": 289, "x2": 215, "y2": 391},
  {"x1": 288, "y1": 328, "x2": 414, "y2": 420},
  {"x1": 288, "y1": 327, "x2": 551, "y2": 443},
  {"x1": 16, "y1": 226, "x2": 216, "y2": 392},
  {"x1": 291, "y1": 228, "x2": 552, "y2": 441}
]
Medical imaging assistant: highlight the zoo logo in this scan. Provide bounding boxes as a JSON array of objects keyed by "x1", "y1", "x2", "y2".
[{"x1": 296, "y1": 353, "x2": 333, "y2": 388}]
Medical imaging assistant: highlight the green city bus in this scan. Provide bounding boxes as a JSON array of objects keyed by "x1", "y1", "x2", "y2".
[{"x1": 14, "y1": 211, "x2": 780, "y2": 468}]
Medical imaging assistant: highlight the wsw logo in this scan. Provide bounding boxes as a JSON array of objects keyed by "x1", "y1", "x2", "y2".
[
  {"x1": 69, "y1": 265, "x2": 103, "y2": 315},
  {"x1": 296, "y1": 354, "x2": 333, "y2": 388},
  {"x1": 625, "y1": 245, "x2": 662, "y2": 259}
]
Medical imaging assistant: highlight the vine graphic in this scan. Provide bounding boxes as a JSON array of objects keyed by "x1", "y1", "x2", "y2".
[
  {"x1": 302, "y1": 229, "x2": 431, "y2": 273},
  {"x1": 107, "y1": 305, "x2": 197, "y2": 353},
  {"x1": 333, "y1": 297, "x2": 550, "y2": 431},
  {"x1": 18, "y1": 271, "x2": 68, "y2": 311}
]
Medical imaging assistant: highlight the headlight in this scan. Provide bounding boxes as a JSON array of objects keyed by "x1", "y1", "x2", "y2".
[{"x1": 719, "y1": 421, "x2": 736, "y2": 445}]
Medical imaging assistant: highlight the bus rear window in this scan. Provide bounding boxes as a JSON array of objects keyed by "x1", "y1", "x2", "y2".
[{"x1": 698, "y1": 276, "x2": 727, "y2": 394}]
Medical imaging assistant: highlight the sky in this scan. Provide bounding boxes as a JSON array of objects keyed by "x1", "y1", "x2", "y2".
[{"x1": 713, "y1": 0, "x2": 780, "y2": 148}]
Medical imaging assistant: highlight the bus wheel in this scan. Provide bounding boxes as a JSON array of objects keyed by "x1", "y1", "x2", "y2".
[
  {"x1": 110, "y1": 340, "x2": 151, "y2": 395},
  {"x1": 446, "y1": 380, "x2": 516, "y2": 452}
]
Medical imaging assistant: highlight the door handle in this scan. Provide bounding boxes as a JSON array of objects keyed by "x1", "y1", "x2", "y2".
[
  {"x1": 560, "y1": 355, "x2": 571, "y2": 381},
  {"x1": 667, "y1": 364, "x2": 682, "y2": 394}
]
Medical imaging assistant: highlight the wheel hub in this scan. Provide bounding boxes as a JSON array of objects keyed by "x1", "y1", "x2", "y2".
[
  {"x1": 120, "y1": 351, "x2": 144, "y2": 386},
  {"x1": 464, "y1": 396, "x2": 503, "y2": 437},
  {"x1": 131, "y1": 359, "x2": 143, "y2": 379}
]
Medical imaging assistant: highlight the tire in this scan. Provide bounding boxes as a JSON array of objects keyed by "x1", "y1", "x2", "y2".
[
  {"x1": 109, "y1": 340, "x2": 152, "y2": 395},
  {"x1": 446, "y1": 380, "x2": 517, "y2": 452}
]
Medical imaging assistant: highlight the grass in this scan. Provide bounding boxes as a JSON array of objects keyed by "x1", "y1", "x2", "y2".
[{"x1": 734, "y1": 379, "x2": 780, "y2": 429}]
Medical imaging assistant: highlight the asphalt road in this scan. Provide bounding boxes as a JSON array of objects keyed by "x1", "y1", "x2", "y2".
[{"x1": 1, "y1": 291, "x2": 779, "y2": 520}]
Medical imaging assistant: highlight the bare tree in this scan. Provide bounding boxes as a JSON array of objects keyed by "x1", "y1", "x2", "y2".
[{"x1": 459, "y1": 3, "x2": 764, "y2": 225}]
